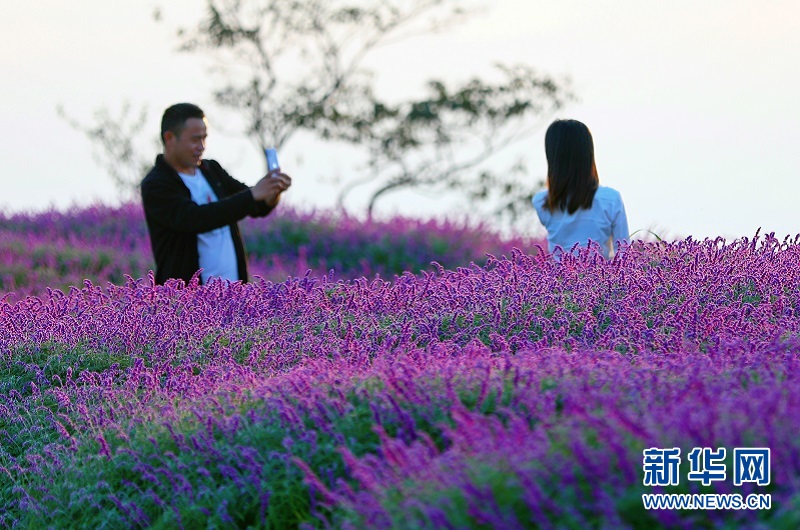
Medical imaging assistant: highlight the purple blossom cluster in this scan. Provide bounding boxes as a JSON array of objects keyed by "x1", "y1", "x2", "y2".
[
  {"x1": 0, "y1": 203, "x2": 153, "y2": 301},
  {"x1": 2, "y1": 231, "x2": 800, "y2": 528},
  {"x1": 0, "y1": 202, "x2": 538, "y2": 301}
]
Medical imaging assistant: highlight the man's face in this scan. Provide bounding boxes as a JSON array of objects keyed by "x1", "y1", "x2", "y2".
[{"x1": 165, "y1": 117, "x2": 208, "y2": 172}]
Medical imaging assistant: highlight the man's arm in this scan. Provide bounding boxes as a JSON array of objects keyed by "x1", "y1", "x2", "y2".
[
  {"x1": 205, "y1": 160, "x2": 289, "y2": 218},
  {"x1": 141, "y1": 173, "x2": 260, "y2": 234}
]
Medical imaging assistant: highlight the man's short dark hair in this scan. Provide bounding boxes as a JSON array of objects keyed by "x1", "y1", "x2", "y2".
[{"x1": 160, "y1": 103, "x2": 205, "y2": 145}]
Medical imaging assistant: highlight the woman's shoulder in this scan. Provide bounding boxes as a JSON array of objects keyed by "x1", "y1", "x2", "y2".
[
  {"x1": 532, "y1": 189, "x2": 549, "y2": 211},
  {"x1": 594, "y1": 185, "x2": 624, "y2": 203},
  {"x1": 592, "y1": 186, "x2": 625, "y2": 220},
  {"x1": 532, "y1": 189, "x2": 549, "y2": 222}
]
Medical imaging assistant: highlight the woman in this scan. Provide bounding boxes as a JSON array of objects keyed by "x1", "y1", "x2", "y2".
[{"x1": 532, "y1": 119, "x2": 628, "y2": 258}]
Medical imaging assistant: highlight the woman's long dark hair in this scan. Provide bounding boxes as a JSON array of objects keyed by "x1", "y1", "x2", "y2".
[{"x1": 542, "y1": 119, "x2": 599, "y2": 213}]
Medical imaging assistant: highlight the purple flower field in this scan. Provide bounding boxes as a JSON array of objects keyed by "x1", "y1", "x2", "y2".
[
  {"x1": 2, "y1": 204, "x2": 800, "y2": 528},
  {"x1": 0, "y1": 202, "x2": 536, "y2": 302}
]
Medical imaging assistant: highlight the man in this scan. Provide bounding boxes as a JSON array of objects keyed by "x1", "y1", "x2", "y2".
[{"x1": 141, "y1": 103, "x2": 291, "y2": 285}]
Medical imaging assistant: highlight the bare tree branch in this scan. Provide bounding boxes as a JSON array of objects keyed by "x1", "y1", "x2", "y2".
[{"x1": 57, "y1": 102, "x2": 157, "y2": 200}]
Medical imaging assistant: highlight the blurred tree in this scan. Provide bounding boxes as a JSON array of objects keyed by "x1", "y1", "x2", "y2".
[
  {"x1": 65, "y1": 0, "x2": 574, "y2": 226},
  {"x1": 57, "y1": 102, "x2": 156, "y2": 201},
  {"x1": 322, "y1": 65, "x2": 566, "y2": 219}
]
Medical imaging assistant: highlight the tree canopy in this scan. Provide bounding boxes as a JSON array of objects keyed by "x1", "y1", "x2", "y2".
[{"x1": 67, "y1": 0, "x2": 574, "y2": 226}]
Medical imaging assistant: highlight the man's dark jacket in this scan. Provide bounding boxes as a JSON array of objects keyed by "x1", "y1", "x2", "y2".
[{"x1": 141, "y1": 155, "x2": 272, "y2": 285}]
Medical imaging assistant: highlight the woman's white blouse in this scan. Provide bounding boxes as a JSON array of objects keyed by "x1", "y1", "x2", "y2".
[{"x1": 532, "y1": 186, "x2": 629, "y2": 258}]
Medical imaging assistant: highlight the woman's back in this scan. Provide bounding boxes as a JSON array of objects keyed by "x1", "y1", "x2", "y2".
[
  {"x1": 533, "y1": 119, "x2": 629, "y2": 259},
  {"x1": 533, "y1": 185, "x2": 628, "y2": 258}
]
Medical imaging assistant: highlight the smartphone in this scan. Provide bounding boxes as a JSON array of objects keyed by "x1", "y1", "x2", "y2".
[{"x1": 265, "y1": 148, "x2": 280, "y2": 173}]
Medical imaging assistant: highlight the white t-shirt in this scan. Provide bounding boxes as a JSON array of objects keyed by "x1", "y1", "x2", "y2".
[
  {"x1": 178, "y1": 169, "x2": 240, "y2": 282},
  {"x1": 532, "y1": 185, "x2": 629, "y2": 259}
]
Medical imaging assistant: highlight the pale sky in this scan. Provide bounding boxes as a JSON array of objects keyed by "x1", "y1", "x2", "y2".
[{"x1": 2, "y1": 0, "x2": 799, "y2": 240}]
